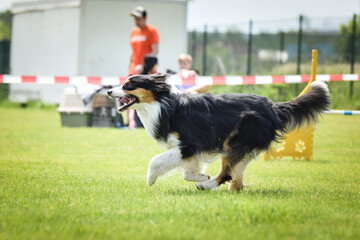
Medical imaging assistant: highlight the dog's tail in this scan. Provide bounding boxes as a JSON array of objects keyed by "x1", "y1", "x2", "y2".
[{"x1": 275, "y1": 81, "x2": 331, "y2": 132}]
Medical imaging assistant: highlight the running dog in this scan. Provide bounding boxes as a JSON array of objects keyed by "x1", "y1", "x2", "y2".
[{"x1": 107, "y1": 74, "x2": 330, "y2": 191}]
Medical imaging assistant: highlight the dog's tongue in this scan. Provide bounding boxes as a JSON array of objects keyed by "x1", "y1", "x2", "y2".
[{"x1": 119, "y1": 96, "x2": 131, "y2": 104}]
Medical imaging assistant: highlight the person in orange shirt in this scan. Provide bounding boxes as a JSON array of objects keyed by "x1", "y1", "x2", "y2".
[
  {"x1": 129, "y1": 6, "x2": 159, "y2": 75},
  {"x1": 127, "y1": 6, "x2": 159, "y2": 128}
]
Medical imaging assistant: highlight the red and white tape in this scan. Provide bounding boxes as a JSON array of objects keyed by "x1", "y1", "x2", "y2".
[{"x1": 0, "y1": 74, "x2": 359, "y2": 86}]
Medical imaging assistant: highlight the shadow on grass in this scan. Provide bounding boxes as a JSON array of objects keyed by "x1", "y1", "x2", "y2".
[
  {"x1": 310, "y1": 160, "x2": 334, "y2": 164},
  {"x1": 164, "y1": 185, "x2": 295, "y2": 198},
  {"x1": 265, "y1": 158, "x2": 334, "y2": 164},
  {"x1": 243, "y1": 188, "x2": 295, "y2": 198}
]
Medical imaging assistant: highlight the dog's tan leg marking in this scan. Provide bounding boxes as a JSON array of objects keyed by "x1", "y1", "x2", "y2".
[
  {"x1": 195, "y1": 128, "x2": 241, "y2": 190},
  {"x1": 196, "y1": 156, "x2": 230, "y2": 190},
  {"x1": 147, "y1": 147, "x2": 182, "y2": 186},
  {"x1": 228, "y1": 156, "x2": 252, "y2": 191}
]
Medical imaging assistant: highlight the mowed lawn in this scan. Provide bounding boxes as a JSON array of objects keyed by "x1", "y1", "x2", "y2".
[{"x1": 0, "y1": 107, "x2": 359, "y2": 240}]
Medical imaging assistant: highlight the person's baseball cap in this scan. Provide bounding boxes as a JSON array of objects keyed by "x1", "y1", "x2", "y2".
[{"x1": 130, "y1": 6, "x2": 147, "y2": 18}]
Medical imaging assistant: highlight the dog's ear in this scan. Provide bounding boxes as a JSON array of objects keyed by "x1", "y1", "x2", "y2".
[
  {"x1": 150, "y1": 73, "x2": 169, "y2": 82},
  {"x1": 148, "y1": 73, "x2": 171, "y2": 94}
]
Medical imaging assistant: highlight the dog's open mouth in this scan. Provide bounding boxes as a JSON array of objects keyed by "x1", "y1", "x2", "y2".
[{"x1": 118, "y1": 95, "x2": 137, "y2": 111}]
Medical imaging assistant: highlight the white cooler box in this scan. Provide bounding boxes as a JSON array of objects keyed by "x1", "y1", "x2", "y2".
[{"x1": 57, "y1": 87, "x2": 93, "y2": 127}]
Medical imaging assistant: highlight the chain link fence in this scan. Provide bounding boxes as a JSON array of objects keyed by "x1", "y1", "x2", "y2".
[{"x1": 188, "y1": 15, "x2": 359, "y2": 76}]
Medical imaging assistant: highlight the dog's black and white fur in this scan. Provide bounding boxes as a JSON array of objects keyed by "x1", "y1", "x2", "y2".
[{"x1": 107, "y1": 74, "x2": 331, "y2": 191}]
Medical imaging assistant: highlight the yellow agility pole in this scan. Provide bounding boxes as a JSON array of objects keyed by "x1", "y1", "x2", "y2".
[
  {"x1": 300, "y1": 50, "x2": 318, "y2": 96},
  {"x1": 264, "y1": 49, "x2": 318, "y2": 161}
]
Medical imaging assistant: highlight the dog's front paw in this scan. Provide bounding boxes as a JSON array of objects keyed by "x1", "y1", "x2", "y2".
[
  {"x1": 147, "y1": 164, "x2": 161, "y2": 187},
  {"x1": 195, "y1": 182, "x2": 205, "y2": 190},
  {"x1": 147, "y1": 168, "x2": 159, "y2": 186}
]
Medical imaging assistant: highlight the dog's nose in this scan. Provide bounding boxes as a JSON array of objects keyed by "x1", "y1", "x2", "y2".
[{"x1": 107, "y1": 90, "x2": 112, "y2": 96}]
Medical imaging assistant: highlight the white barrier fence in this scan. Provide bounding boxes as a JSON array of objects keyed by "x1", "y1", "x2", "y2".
[
  {"x1": 324, "y1": 110, "x2": 360, "y2": 115},
  {"x1": 0, "y1": 74, "x2": 359, "y2": 86}
]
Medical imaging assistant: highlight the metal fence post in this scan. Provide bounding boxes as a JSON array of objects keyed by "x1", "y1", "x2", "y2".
[
  {"x1": 191, "y1": 30, "x2": 197, "y2": 68},
  {"x1": 350, "y1": 14, "x2": 357, "y2": 98},
  {"x1": 296, "y1": 15, "x2": 303, "y2": 75},
  {"x1": 202, "y1": 25, "x2": 208, "y2": 75},
  {"x1": 247, "y1": 20, "x2": 253, "y2": 76},
  {"x1": 279, "y1": 31, "x2": 285, "y2": 64},
  {"x1": 0, "y1": 40, "x2": 10, "y2": 74},
  {"x1": 0, "y1": 41, "x2": 4, "y2": 74}
]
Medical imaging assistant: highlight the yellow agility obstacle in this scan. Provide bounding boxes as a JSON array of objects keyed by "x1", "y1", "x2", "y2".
[{"x1": 264, "y1": 49, "x2": 318, "y2": 161}]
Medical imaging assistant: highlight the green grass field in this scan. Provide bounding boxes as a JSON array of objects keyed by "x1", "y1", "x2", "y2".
[{"x1": 0, "y1": 108, "x2": 359, "y2": 240}]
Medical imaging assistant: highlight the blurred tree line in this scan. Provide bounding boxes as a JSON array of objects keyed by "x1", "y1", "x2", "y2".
[
  {"x1": 189, "y1": 16, "x2": 359, "y2": 76},
  {"x1": 335, "y1": 15, "x2": 360, "y2": 62},
  {"x1": 0, "y1": 10, "x2": 11, "y2": 101},
  {"x1": 0, "y1": 10, "x2": 11, "y2": 40}
]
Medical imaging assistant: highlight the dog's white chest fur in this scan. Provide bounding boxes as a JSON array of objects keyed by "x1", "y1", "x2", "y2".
[
  {"x1": 158, "y1": 133, "x2": 180, "y2": 150},
  {"x1": 136, "y1": 102, "x2": 162, "y2": 141},
  {"x1": 136, "y1": 102, "x2": 180, "y2": 149}
]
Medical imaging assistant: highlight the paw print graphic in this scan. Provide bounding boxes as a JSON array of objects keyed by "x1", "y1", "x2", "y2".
[
  {"x1": 294, "y1": 140, "x2": 306, "y2": 153},
  {"x1": 275, "y1": 142, "x2": 285, "y2": 152}
]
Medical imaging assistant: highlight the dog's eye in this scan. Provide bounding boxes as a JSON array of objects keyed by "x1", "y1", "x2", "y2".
[{"x1": 123, "y1": 81, "x2": 136, "y2": 91}]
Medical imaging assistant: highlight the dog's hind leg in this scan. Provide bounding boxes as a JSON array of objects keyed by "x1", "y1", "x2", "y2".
[
  {"x1": 147, "y1": 147, "x2": 182, "y2": 186},
  {"x1": 228, "y1": 154, "x2": 253, "y2": 191},
  {"x1": 195, "y1": 155, "x2": 235, "y2": 190},
  {"x1": 182, "y1": 157, "x2": 210, "y2": 182},
  {"x1": 195, "y1": 126, "x2": 254, "y2": 190}
]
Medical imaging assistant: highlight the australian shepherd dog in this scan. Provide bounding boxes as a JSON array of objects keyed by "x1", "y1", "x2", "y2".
[{"x1": 107, "y1": 74, "x2": 330, "y2": 191}]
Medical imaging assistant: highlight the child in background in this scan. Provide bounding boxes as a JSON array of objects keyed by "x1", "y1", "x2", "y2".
[{"x1": 176, "y1": 54, "x2": 210, "y2": 94}]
